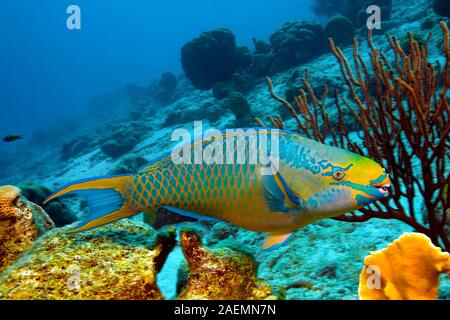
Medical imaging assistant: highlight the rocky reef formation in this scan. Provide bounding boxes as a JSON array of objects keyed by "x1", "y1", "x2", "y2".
[
  {"x1": 0, "y1": 220, "x2": 176, "y2": 300},
  {"x1": 157, "y1": 72, "x2": 178, "y2": 106},
  {"x1": 61, "y1": 135, "x2": 94, "y2": 161},
  {"x1": 177, "y1": 230, "x2": 274, "y2": 300},
  {"x1": 324, "y1": 15, "x2": 355, "y2": 47},
  {"x1": 359, "y1": 233, "x2": 450, "y2": 300},
  {"x1": 181, "y1": 28, "x2": 251, "y2": 90},
  {"x1": 268, "y1": 21, "x2": 325, "y2": 74},
  {"x1": 100, "y1": 121, "x2": 147, "y2": 158},
  {"x1": 0, "y1": 185, "x2": 54, "y2": 273},
  {"x1": 227, "y1": 91, "x2": 253, "y2": 126},
  {"x1": 18, "y1": 182, "x2": 77, "y2": 227},
  {"x1": 432, "y1": 0, "x2": 450, "y2": 18},
  {"x1": 109, "y1": 154, "x2": 149, "y2": 175},
  {"x1": 311, "y1": 0, "x2": 392, "y2": 28}
]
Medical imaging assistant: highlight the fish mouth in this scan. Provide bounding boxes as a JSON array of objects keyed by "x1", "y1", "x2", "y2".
[{"x1": 373, "y1": 174, "x2": 391, "y2": 195}]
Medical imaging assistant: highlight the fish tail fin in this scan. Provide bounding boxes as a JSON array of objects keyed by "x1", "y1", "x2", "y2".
[{"x1": 44, "y1": 175, "x2": 137, "y2": 233}]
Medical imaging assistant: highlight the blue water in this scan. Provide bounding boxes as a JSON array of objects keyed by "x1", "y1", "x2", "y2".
[{"x1": 0, "y1": 0, "x2": 312, "y2": 142}]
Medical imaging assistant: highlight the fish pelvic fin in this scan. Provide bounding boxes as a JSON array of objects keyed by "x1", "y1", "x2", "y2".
[
  {"x1": 262, "y1": 232, "x2": 293, "y2": 251},
  {"x1": 44, "y1": 175, "x2": 137, "y2": 233}
]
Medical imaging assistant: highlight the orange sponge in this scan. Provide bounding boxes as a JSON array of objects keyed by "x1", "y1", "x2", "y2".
[
  {"x1": 0, "y1": 185, "x2": 21, "y2": 218},
  {"x1": 359, "y1": 232, "x2": 450, "y2": 300}
]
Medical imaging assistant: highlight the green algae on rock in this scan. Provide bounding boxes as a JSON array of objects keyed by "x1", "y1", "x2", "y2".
[
  {"x1": 0, "y1": 220, "x2": 175, "y2": 300},
  {"x1": 177, "y1": 230, "x2": 275, "y2": 300}
]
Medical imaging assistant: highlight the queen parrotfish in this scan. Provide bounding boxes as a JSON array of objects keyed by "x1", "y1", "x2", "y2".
[{"x1": 45, "y1": 128, "x2": 390, "y2": 250}]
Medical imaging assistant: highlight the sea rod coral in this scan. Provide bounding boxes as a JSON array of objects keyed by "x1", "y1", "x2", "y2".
[{"x1": 261, "y1": 22, "x2": 450, "y2": 251}]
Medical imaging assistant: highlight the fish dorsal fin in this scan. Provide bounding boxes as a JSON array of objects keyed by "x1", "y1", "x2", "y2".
[
  {"x1": 138, "y1": 155, "x2": 172, "y2": 174},
  {"x1": 261, "y1": 164, "x2": 303, "y2": 213},
  {"x1": 263, "y1": 233, "x2": 293, "y2": 250}
]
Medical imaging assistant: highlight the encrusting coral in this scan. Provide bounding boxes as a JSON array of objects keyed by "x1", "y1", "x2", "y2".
[
  {"x1": 0, "y1": 220, "x2": 175, "y2": 300},
  {"x1": 262, "y1": 22, "x2": 450, "y2": 251},
  {"x1": 0, "y1": 185, "x2": 54, "y2": 273},
  {"x1": 359, "y1": 232, "x2": 450, "y2": 300},
  {"x1": 177, "y1": 230, "x2": 274, "y2": 300}
]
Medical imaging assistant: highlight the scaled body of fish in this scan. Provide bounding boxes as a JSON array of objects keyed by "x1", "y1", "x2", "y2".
[{"x1": 45, "y1": 129, "x2": 390, "y2": 250}]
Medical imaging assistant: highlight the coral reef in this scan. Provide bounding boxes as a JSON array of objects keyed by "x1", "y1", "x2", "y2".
[
  {"x1": 100, "y1": 121, "x2": 147, "y2": 158},
  {"x1": 262, "y1": 22, "x2": 450, "y2": 251},
  {"x1": 181, "y1": 29, "x2": 243, "y2": 90},
  {"x1": 157, "y1": 72, "x2": 178, "y2": 106},
  {"x1": 212, "y1": 81, "x2": 234, "y2": 100},
  {"x1": 249, "y1": 53, "x2": 272, "y2": 77},
  {"x1": 0, "y1": 185, "x2": 54, "y2": 273},
  {"x1": 177, "y1": 230, "x2": 274, "y2": 300},
  {"x1": 61, "y1": 135, "x2": 94, "y2": 160},
  {"x1": 324, "y1": 15, "x2": 356, "y2": 47},
  {"x1": 232, "y1": 71, "x2": 257, "y2": 94},
  {"x1": 359, "y1": 233, "x2": 450, "y2": 299},
  {"x1": 0, "y1": 220, "x2": 175, "y2": 299},
  {"x1": 109, "y1": 154, "x2": 148, "y2": 175},
  {"x1": 227, "y1": 91, "x2": 253, "y2": 125},
  {"x1": 432, "y1": 0, "x2": 450, "y2": 18},
  {"x1": 268, "y1": 21, "x2": 325, "y2": 73},
  {"x1": 18, "y1": 182, "x2": 77, "y2": 227},
  {"x1": 311, "y1": 0, "x2": 392, "y2": 28}
]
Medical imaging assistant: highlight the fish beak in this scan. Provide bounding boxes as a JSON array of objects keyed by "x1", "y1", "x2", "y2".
[{"x1": 373, "y1": 174, "x2": 391, "y2": 195}]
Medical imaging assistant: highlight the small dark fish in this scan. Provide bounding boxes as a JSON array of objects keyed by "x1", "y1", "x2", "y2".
[{"x1": 3, "y1": 135, "x2": 23, "y2": 142}]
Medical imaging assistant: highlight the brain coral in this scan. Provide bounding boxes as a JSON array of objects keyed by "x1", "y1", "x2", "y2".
[{"x1": 359, "y1": 232, "x2": 450, "y2": 300}]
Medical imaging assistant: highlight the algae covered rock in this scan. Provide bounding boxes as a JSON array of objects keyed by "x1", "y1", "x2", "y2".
[
  {"x1": 177, "y1": 230, "x2": 274, "y2": 300},
  {"x1": 0, "y1": 219, "x2": 176, "y2": 300},
  {"x1": 0, "y1": 185, "x2": 54, "y2": 273}
]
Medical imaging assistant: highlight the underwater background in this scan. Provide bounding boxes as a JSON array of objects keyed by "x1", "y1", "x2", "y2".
[{"x1": 0, "y1": 0, "x2": 449, "y2": 300}]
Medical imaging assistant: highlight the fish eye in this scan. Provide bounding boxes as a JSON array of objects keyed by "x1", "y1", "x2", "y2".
[{"x1": 333, "y1": 170, "x2": 345, "y2": 181}]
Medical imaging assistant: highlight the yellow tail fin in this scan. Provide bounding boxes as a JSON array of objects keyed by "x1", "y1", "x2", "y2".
[{"x1": 44, "y1": 175, "x2": 137, "y2": 232}]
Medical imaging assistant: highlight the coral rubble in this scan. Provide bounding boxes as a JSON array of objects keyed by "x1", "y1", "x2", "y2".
[
  {"x1": 177, "y1": 230, "x2": 274, "y2": 300},
  {"x1": 359, "y1": 233, "x2": 450, "y2": 300}
]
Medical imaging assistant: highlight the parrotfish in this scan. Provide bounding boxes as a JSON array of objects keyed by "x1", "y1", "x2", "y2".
[{"x1": 45, "y1": 129, "x2": 390, "y2": 250}]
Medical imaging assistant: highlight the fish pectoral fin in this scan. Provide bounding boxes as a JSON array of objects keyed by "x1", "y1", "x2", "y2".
[
  {"x1": 261, "y1": 166, "x2": 303, "y2": 213},
  {"x1": 262, "y1": 233, "x2": 293, "y2": 250}
]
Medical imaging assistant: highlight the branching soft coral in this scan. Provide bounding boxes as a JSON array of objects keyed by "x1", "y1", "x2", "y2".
[{"x1": 262, "y1": 22, "x2": 450, "y2": 251}]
